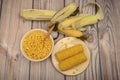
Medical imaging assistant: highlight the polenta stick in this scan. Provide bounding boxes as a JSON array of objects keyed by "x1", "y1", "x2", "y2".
[
  {"x1": 55, "y1": 44, "x2": 83, "y2": 62},
  {"x1": 59, "y1": 53, "x2": 87, "y2": 71}
]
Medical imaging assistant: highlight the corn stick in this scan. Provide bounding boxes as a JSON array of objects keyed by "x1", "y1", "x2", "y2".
[
  {"x1": 55, "y1": 44, "x2": 83, "y2": 62},
  {"x1": 59, "y1": 53, "x2": 87, "y2": 71}
]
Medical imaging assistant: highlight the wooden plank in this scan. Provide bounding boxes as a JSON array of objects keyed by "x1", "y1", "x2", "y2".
[
  {"x1": 17, "y1": 0, "x2": 33, "y2": 80},
  {"x1": 0, "y1": 0, "x2": 32, "y2": 80},
  {"x1": 114, "y1": 0, "x2": 120, "y2": 79},
  {"x1": 0, "y1": 0, "x2": 12, "y2": 79},
  {"x1": 0, "y1": 0, "x2": 1, "y2": 10},
  {"x1": 30, "y1": 0, "x2": 64, "y2": 80},
  {"x1": 0, "y1": 0, "x2": 2, "y2": 16},
  {"x1": 96, "y1": 0, "x2": 120, "y2": 80}
]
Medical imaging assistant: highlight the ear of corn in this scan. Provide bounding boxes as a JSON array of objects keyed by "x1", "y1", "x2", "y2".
[
  {"x1": 57, "y1": 2, "x2": 104, "y2": 37},
  {"x1": 59, "y1": 53, "x2": 87, "y2": 71},
  {"x1": 59, "y1": 14, "x2": 90, "y2": 28},
  {"x1": 56, "y1": 14, "x2": 89, "y2": 37},
  {"x1": 58, "y1": 26, "x2": 83, "y2": 37},
  {"x1": 20, "y1": 9, "x2": 56, "y2": 20},
  {"x1": 78, "y1": 28, "x2": 87, "y2": 32},
  {"x1": 55, "y1": 44, "x2": 83, "y2": 62},
  {"x1": 72, "y1": 15, "x2": 98, "y2": 29},
  {"x1": 51, "y1": 2, "x2": 78, "y2": 23},
  {"x1": 48, "y1": 2, "x2": 79, "y2": 35}
]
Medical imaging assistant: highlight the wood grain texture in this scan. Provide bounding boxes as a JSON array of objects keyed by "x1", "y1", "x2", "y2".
[
  {"x1": 0, "y1": 0, "x2": 32, "y2": 80},
  {"x1": 0, "y1": 0, "x2": 2, "y2": 17},
  {"x1": 0, "y1": 0, "x2": 120, "y2": 80},
  {"x1": 114, "y1": 0, "x2": 120, "y2": 79},
  {"x1": 96, "y1": 0, "x2": 120, "y2": 80}
]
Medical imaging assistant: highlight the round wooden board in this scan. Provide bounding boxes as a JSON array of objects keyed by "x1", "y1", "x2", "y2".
[{"x1": 51, "y1": 37, "x2": 90, "y2": 76}]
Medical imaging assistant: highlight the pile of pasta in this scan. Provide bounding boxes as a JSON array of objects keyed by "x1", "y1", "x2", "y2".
[{"x1": 55, "y1": 44, "x2": 87, "y2": 71}]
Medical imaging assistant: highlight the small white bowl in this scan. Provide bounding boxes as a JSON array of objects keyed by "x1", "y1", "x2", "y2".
[{"x1": 20, "y1": 29, "x2": 54, "y2": 62}]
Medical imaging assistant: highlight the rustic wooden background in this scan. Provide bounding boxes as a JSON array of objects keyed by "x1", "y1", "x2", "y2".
[{"x1": 0, "y1": 0, "x2": 120, "y2": 80}]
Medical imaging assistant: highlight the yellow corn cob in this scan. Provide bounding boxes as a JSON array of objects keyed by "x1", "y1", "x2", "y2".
[
  {"x1": 59, "y1": 14, "x2": 90, "y2": 27},
  {"x1": 55, "y1": 44, "x2": 83, "y2": 62},
  {"x1": 56, "y1": 14, "x2": 89, "y2": 37},
  {"x1": 72, "y1": 15, "x2": 98, "y2": 29},
  {"x1": 48, "y1": 2, "x2": 79, "y2": 33},
  {"x1": 59, "y1": 52, "x2": 87, "y2": 71},
  {"x1": 51, "y1": 2, "x2": 78, "y2": 23},
  {"x1": 78, "y1": 28, "x2": 87, "y2": 32},
  {"x1": 58, "y1": 26, "x2": 83, "y2": 37},
  {"x1": 20, "y1": 9, "x2": 56, "y2": 20}
]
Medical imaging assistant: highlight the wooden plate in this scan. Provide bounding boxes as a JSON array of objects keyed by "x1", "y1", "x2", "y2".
[{"x1": 51, "y1": 37, "x2": 90, "y2": 75}]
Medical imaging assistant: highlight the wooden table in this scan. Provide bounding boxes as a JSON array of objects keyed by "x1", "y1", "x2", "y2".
[{"x1": 0, "y1": 0, "x2": 120, "y2": 80}]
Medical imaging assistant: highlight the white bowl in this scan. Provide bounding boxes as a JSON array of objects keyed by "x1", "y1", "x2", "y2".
[{"x1": 20, "y1": 29, "x2": 54, "y2": 62}]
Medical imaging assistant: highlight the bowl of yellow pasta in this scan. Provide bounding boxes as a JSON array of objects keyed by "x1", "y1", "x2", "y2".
[{"x1": 20, "y1": 29, "x2": 54, "y2": 62}]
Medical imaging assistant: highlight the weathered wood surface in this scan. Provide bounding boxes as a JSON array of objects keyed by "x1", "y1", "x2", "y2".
[{"x1": 0, "y1": 0, "x2": 119, "y2": 80}]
